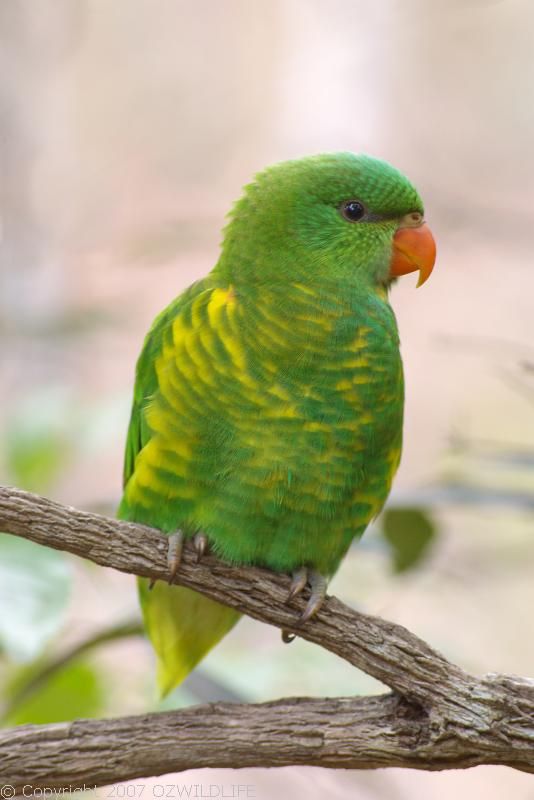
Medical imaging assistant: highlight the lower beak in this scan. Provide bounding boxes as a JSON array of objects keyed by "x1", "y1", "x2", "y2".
[{"x1": 390, "y1": 223, "x2": 436, "y2": 287}]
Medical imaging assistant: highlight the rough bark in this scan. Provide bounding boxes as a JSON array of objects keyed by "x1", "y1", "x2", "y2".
[{"x1": 0, "y1": 485, "x2": 533, "y2": 789}]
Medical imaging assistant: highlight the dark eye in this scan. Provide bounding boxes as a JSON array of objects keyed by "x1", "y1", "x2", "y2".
[{"x1": 340, "y1": 200, "x2": 366, "y2": 222}]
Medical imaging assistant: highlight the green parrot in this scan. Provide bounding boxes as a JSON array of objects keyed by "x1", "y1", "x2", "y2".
[{"x1": 118, "y1": 153, "x2": 436, "y2": 695}]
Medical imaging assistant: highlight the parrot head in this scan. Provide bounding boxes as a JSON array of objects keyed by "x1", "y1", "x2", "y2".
[{"x1": 219, "y1": 152, "x2": 436, "y2": 290}]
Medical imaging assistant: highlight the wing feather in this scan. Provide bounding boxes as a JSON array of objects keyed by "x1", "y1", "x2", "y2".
[{"x1": 122, "y1": 279, "x2": 207, "y2": 488}]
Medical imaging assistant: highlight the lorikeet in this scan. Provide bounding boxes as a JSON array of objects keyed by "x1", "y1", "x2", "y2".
[{"x1": 118, "y1": 153, "x2": 436, "y2": 694}]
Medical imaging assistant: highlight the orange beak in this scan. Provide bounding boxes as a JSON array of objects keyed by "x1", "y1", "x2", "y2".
[{"x1": 390, "y1": 222, "x2": 436, "y2": 287}]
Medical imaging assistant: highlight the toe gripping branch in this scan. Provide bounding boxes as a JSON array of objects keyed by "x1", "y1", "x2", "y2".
[
  {"x1": 161, "y1": 530, "x2": 209, "y2": 588},
  {"x1": 282, "y1": 568, "x2": 328, "y2": 642},
  {"x1": 148, "y1": 531, "x2": 186, "y2": 590},
  {"x1": 149, "y1": 530, "x2": 189, "y2": 590},
  {"x1": 158, "y1": 534, "x2": 327, "y2": 646}
]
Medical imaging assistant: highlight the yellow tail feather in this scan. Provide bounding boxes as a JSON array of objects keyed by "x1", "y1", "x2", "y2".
[{"x1": 138, "y1": 578, "x2": 241, "y2": 696}]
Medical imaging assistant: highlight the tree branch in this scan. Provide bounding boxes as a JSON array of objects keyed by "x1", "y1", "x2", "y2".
[{"x1": 0, "y1": 484, "x2": 533, "y2": 789}]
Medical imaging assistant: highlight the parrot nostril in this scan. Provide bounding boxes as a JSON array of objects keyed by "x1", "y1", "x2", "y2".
[{"x1": 399, "y1": 211, "x2": 424, "y2": 229}]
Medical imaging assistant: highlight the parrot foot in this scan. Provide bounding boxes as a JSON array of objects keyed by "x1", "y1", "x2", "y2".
[
  {"x1": 299, "y1": 571, "x2": 328, "y2": 624},
  {"x1": 193, "y1": 531, "x2": 209, "y2": 562},
  {"x1": 167, "y1": 531, "x2": 185, "y2": 584},
  {"x1": 282, "y1": 568, "x2": 328, "y2": 642},
  {"x1": 285, "y1": 567, "x2": 308, "y2": 603}
]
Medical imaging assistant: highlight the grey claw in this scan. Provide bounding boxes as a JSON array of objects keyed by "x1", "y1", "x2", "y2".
[
  {"x1": 281, "y1": 629, "x2": 296, "y2": 643},
  {"x1": 298, "y1": 571, "x2": 328, "y2": 624},
  {"x1": 193, "y1": 532, "x2": 209, "y2": 562},
  {"x1": 285, "y1": 567, "x2": 308, "y2": 604},
  {"x1": 167, "y1": 531, "x2": 184, "y2": 583}
]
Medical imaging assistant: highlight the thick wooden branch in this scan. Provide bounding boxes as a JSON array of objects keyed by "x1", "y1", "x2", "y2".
[
  {"x1": 0, "y1": 484, "x2": 533, "y2": 789},
  {"x1": 0, "y1": 693, "x2": 521, "y2": 791}
]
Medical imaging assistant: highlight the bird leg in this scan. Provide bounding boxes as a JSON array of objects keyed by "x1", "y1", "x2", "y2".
[
  {"x1": 282, "y1": 567, "x2": 328, "y2": 642},
  {"x1": 193, "y1": 531, "x2": 209, "y2": 562}
]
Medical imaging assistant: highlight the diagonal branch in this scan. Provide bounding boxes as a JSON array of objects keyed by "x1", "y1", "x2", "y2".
[{"x1": 0, "y1": 484, "x2": 533, "y2": 789}]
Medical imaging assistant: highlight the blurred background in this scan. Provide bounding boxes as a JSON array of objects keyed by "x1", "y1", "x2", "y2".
[{"x1": 1, "y1": 0, "x2": 534, "y2": 797}]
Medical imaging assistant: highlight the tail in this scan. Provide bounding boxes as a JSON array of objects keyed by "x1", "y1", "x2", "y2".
[{"x1": 138, "y1": 578, "x2": 241, "y2": 696}]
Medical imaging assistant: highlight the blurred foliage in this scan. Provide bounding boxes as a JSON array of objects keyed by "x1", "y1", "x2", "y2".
[
  {"x1": 1, "y1": 391, "x2": 73, "y2": 666},
  {"x1": 7, "y1": 429, "x2": 69, "y2": 494},
  {"x1": 381, "y1": 507, "x2": 436, "y2": 574},
  {"x1": 3, "y1": 659, "x2": 104, "y2": 726},
  {"x1": 0, "y1": 620, "x2": 144, "y2": 727},
  {"x1": 4, "y1": 391, "x2": 74, "y2": 493},
  {"x1": 1, "y1": 390, "x2": 84, "y2": 722},
  {"x1": 0, "y1": 534, "x2": 71, "y2": 663}
]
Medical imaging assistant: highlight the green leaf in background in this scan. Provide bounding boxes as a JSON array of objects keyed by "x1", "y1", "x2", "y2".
[
  {"x1": 6, "y1": 429, "x2": 69, "y2": 493},
  {"x1": 4, "y1": 390, "x2": 73, "y2": 493},
  {"x1": 381, "y1": 506, "x2": 437, "y2": 573},
  {"x1": 3, "y1": 660, "x2": 104, "y2": 725},
  {"x1": 0, "y1": 534, "x2": 71, "y2": 661}
]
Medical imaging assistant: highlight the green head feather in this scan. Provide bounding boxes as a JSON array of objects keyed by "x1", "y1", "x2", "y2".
[{"x1": 217, "y1": 153, "x2": 423, "y2": 289}]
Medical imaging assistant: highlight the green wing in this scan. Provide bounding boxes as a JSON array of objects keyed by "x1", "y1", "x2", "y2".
[
  {"x1": 122, "y1": 283, "x2": 201, "y2": 488},
  {"x1": 119, "y1": 278, "x2": 240, "y2": 696}
]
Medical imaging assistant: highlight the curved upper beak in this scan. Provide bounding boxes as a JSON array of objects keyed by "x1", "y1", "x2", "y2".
[{"x1": 390, "y1": 220, "x2": 437, "y2": 287}]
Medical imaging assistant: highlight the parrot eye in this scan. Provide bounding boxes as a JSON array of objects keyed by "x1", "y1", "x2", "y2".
[{"x1": 340, "y1": 200, "x2": 366, "y2": 222}]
